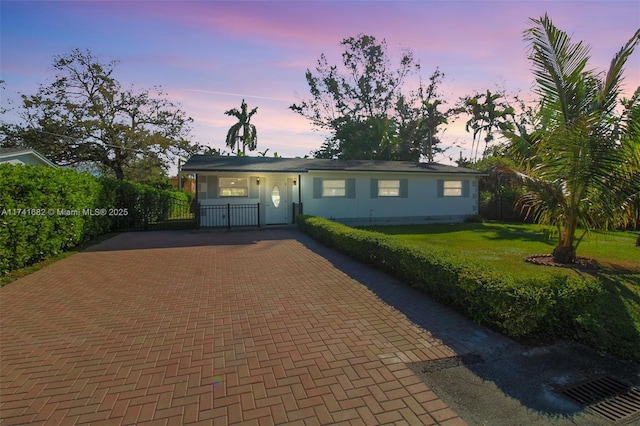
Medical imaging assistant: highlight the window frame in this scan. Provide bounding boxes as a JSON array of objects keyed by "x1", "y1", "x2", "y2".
[
  {"x1": 218, "y1": 177, "x2": 249, "y2": 197},
  {"x1": 377, "y1": 179, "x2": 401, "y2": 197},
  {"x1": 322, "y1": 179, "x2": 347, "y2": 197},
  {"x1": 442, "y1": 180, "x2": 463, "y2": 197}
]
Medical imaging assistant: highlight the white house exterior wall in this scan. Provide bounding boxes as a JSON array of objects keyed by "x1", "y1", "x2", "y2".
[
  {"x1": 299, "y1": 172, "x2": 478, "y2": 225},
  {"x1": 195, "y1": 170, "x2": 479, "y2": 227},
  {"x1": 196, "y1": 172, "x2": 300, "y2": 226}
]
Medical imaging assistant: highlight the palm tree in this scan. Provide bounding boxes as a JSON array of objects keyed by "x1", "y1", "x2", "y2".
[
  {"x1": 505, "y1": 14, "x2": 640, "y2": 264},
  {"x1": 224, "y1": 99, "x2": 258, "y2": 155},
  {"x1": 460, "y1": 90, "x2": 514, "y2": 162}
]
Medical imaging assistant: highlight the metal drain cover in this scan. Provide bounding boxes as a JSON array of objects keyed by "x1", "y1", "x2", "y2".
[{"x1": 555, "y1": 375, "x2": 640, "y2": 424}]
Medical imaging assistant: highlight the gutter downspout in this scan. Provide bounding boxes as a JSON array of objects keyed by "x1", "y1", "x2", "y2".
[
  {"x1": 298, "y1": 174, "x2": 302, "y2": 215},
  {"x1": 194, "y1": 172, "x2": 200, "y2": 229}
]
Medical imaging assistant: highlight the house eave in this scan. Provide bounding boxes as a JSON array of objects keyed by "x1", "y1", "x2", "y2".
[{"x1": 181, "y1": 156, "x2": 484, "y2": 176}]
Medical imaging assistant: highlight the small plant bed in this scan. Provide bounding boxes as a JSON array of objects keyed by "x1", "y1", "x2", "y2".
[
  {"x1": 524, "y1": 254, "x2": 600, "y2": 271},
  {"x1": 298, "y1": 216, "x2": 639, "y2": 361}
]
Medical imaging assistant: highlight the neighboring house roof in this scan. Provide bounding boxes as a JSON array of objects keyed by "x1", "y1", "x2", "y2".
[
  {"x1": 0, "y1": 147, "x2": 58, "y2": 167},
  {"x1": 182, "y1": 156, "x2": 482, "y2": 175}
]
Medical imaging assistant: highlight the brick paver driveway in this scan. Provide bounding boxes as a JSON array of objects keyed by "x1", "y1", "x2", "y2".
[{"x1": 1, "y1": 229, "x2": 469, "y2": 425}]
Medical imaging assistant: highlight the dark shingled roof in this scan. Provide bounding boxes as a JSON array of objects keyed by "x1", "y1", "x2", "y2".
[{"x1": 182, "y1": 156, "x2": 482, "y2": 175}]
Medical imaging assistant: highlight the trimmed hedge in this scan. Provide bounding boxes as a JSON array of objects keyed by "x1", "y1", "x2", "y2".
[
  {"x1": 297, "y1": 215, "x2": 601, "y2": 340},
  {"x1": 100, "y1": 178, "x2": 193, "y2": 229},
  {"x1": 0, "y1": 164, "x2": 193, "y2": 274},
  {"x1": 0, "y1": 164, "x2": 111, "y2": 273}
]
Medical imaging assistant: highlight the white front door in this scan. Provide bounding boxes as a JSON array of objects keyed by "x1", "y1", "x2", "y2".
[{"x1": 265, "y1": 178, "x2": 288, "y2": 224}]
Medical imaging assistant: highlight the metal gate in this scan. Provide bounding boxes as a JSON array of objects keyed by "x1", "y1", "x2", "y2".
[{"x1": 198, "y1": 203, "x2": 260, "y2": 229}]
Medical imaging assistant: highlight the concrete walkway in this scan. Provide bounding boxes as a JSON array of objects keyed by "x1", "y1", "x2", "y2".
[{"x1": 0, "y1": 228, "x2": 499, "y2": 425}]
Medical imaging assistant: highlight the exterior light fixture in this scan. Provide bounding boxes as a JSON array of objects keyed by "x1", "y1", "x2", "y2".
[
  {"x1": 293, "y1": 177, "x2": 297, "y2": 185},
  {"x1": 256, "y1": 177, "x2": 260, "y2": 185}
]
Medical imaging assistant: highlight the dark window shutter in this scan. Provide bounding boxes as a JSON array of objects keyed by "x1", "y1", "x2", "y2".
[
  {"x1": 370, "y1": 178, "x2": 378, "y2": 198},
  {"x1": 437, "y1": 179, "x2": 444, "y2": 198},
  {"x1": 197, "y1": 175, "x2": 206, "y2": 200},
  {"x1": 207, "y1": 176, "x2": 218, "y2": 199},
  {"x1": 313, "y1": 178, "x2": 322, "y2": 199},
  {"x1": 462, "y1": 180, "x2": 470, "y2": 198},
  {"x1": 346, "y1": 178, "x2": 356, "y2": 198},
  {"x1": 400, "y1": 179, "x2": 408, "y2": 198}
]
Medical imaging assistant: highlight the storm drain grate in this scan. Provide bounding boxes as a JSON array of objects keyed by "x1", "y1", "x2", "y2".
[{"x1": 555, "y1": 375, "x2": 640, "y2": 424}]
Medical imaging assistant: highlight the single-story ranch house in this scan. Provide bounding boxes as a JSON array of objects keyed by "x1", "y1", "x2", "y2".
[
  {"x1": 0, "y1": 147, "x2": 57, "y2": 167},
  {"x1": 181, "y1": 156, "x2": 484, "y2": 228}
]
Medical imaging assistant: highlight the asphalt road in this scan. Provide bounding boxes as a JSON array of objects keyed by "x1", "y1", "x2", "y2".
[{"x1": 408, "y1": 340, "x2": 640, "y2": 425}]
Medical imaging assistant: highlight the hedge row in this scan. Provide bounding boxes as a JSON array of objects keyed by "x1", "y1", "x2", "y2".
[
  {"x1": 0, "y1": 164, "x2": 191, "y2": 274},
  {"x1": 101, "y1": 178, "x2": 193, "y2": 230},
  {"x1": 297, "y1": 215, "x2": 601, "y2": 340}
]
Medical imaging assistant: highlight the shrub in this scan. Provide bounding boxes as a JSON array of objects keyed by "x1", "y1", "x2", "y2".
[
  {"x1": 0, "y1": 164, "x2": 193, "y2": 274},
  {"x1": 0, "y1": 164, "x2": 111, "y2": 273},
  {"x1": 297, "y1": 215, "x2": 601, "y2": 340},
  {"x1": 100, "y1": 178, "x2": 193, "y2": 229}
]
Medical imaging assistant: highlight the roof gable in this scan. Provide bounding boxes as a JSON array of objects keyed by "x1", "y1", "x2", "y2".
[{"x1": 0, "y1": 148, "x2": 58, "y2": 167}]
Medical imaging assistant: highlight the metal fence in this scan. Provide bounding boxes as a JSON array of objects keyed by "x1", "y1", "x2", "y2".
[
  {"x1": 198, "y1": 203, "x2": 260, "y2": 229},
  {"x1": 110, "y1": 200, "x2": 302, "y2": 231}
]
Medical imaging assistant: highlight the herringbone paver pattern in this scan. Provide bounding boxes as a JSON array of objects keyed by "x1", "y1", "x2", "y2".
[{"x1": 1, "y1": 229, "x2": 467, "y2": 425}]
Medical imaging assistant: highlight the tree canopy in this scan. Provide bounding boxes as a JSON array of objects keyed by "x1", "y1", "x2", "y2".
[
  {"x1": 4, "y1": 48, "x2": 198, "y2": 180},
  {"x1": 291, "y1": 34, "x2": 449, "y2": 161}
]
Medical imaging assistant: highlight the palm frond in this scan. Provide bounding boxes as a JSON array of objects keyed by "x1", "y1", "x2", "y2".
[
  {"x1": 524, "y1": 14, "x2": 592, "y2": 124},
  {"x1": 596, "y1": 29, "x2": 640, "y2": 116}
]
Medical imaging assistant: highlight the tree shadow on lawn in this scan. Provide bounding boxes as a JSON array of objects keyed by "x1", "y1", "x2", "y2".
[
  {"x1": 295, "y1": 231, "x2": 640, "y2": 423},
  {"x1": 364, "y1": 222, "x2": 557, "y2": 246},
  {"x1": 479, "y1": 223, "x2": 556, "y2": 245}
]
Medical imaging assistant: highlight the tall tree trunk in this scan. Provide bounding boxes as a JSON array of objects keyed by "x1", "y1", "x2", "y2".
[{"x1": 114, "y1": 165, "x2": 125, "y2": 180}]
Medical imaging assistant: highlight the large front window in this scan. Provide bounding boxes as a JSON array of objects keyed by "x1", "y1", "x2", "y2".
[
  {"x1": 322, "y1": 179, "x2": 346, "y2": 197},
  {"x1": 219, "y1": 178, "x2": 248, "y2": 197}
]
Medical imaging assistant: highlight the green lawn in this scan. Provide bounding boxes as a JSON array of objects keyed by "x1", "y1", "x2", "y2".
[
  {"x1": 362, "y1": 222, "x2": 640, "y2": 360},
  {"x1": 362, "y1": 222, "x2": 639, "y2": 277}
]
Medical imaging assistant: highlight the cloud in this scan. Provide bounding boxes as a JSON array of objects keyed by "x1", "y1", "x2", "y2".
[{"x1": 185, "y1": 89, "x2": 291, "y2": 103}]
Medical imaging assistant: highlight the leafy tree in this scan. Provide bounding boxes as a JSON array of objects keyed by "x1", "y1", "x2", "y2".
[
  {"x1": 505, "y1": 15, "x2": 640, "y2": 263},
  {"x1": 326, "y1": 115, "x2": 400, "y2": 160},
  {"x1": 397, "y1": 69, "x2": 451, "y2": 162},
  {"x1": 224, "y1": 99, "x2": 258, "y2": 155},
  {"x1": 291, "y1": 34, "x2": 447, "y2": 161},
  {"x1": 0, "y1": 80, "x2": 23, "y2": 149},
  {"x1": 10, "y1": 49, "x2": 197, "y2": 180},
  {"x1": 123, "y1": 154, "x2": 172, "y2": 189}
]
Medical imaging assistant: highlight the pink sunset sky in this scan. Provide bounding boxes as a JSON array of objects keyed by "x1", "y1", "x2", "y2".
[{"x1": 1, "y1": 1, "x2": 639, "y2": 168}]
